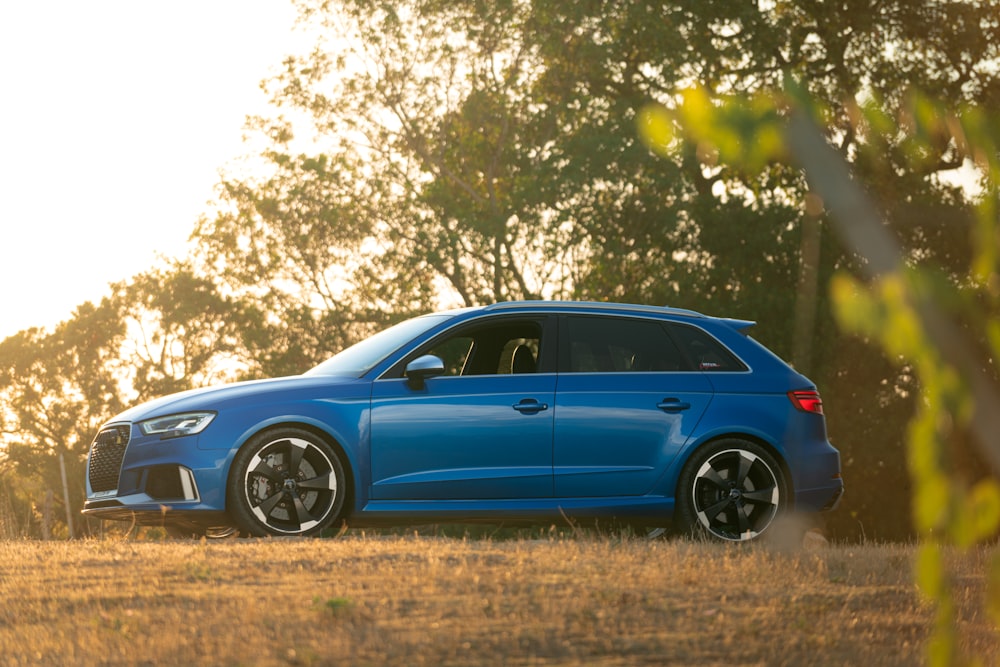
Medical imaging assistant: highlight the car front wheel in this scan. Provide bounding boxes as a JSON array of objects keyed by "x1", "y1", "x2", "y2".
[
  {"x1": 228, "y1": 428, "x2": 347, "y2": 537},
  {"x1": 675, "y1": 439, "x2": 785, "y2": 542}
]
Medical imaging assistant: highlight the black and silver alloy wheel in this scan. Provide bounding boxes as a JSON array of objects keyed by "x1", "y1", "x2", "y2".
[
  {"x1": 228, "y1": 428, "x2": 347, "y2": 537},
  {"x1": 676, "y1": 439, "x2": 784, "y2": 542}
]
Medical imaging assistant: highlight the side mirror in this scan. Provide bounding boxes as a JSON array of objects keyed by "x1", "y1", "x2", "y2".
[{"x1": 405, "y1": 354, "x2": 445, "y2": 389}]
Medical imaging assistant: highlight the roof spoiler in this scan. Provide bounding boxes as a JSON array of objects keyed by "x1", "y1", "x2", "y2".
[{"x1": 720, "y1": 318, "x2": 756, "y2": 333}]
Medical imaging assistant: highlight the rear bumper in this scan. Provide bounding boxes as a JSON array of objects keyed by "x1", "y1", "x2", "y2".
[
  {"x1": 788, "y1": 434, "x2": 843, "y2": 512},
  {"x1": 795, "y1": 478, "x2": 844, "y2": 512}
]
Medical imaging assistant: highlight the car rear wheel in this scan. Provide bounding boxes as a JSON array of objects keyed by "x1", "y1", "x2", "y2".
[
  {"x1": 675, "y1": 439, "x2": 785, "y2": 542},
  {"x1": 228, "y1": 428, "x2": 347, "y2": 537}
]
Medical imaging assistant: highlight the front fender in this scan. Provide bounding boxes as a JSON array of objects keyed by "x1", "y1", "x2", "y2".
[{"x1": 203, "y1": 396, "x2": 371, "y2": 513}]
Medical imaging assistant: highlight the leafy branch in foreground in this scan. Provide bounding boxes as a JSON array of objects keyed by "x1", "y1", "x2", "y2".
[{"x1": 642, "y1": 83, "x2": 1000, "y2": 665}]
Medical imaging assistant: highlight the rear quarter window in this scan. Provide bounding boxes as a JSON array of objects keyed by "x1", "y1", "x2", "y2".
[{"x1": 664, "y1": 322, "x2": 748, "y2": 372}]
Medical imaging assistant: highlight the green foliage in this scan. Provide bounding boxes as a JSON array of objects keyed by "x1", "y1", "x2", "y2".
[
  {"x1": 642, "y1": 86, "x2": 787, "y2": 173},
  {"x1": 314, "y1": 595, "x2": 354, "y2": 617},
  {"x1": 663, "y1": 77, "x2": 1000, "y2": 665},
  {"x1": 832, "y1": 268, "x2": 995, "y2": 664}
]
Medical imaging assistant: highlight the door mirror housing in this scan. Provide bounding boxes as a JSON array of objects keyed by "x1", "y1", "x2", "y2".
[{"x1": 405, "y1": 354, "x2": 445, "y2": 389}]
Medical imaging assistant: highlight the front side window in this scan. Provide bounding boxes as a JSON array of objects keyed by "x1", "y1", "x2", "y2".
[
  {"x1": 561, "y1": 316, "x2": 688, "y2": 373},
  {"x1": 415, "y1": 319, "x2": 544, "y2": 376}
]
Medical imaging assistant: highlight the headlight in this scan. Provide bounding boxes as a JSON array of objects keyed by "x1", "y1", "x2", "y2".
[{"x1": 138, "y1": 412, "x2": 216, "y2": 439}]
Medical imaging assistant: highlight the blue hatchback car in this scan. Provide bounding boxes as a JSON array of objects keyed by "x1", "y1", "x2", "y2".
[{"x1": 83, "y1": 301, "x2": 843, "y2": 541}]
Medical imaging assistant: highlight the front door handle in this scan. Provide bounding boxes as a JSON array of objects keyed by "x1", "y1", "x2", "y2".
[
  {"x1": 657, "y1": 398, "x2": 691, "y2": 412},
  {"x1": 513, "y1": 399, "x2": 549, "y2": 414}
]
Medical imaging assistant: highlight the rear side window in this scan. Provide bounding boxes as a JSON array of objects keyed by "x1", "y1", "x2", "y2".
[
  {"x1": 665, "y1": 323, "x2": 747, "y2": 372},
  {"x1": 561, "y1": 316, "x2": 690, "y2": 372}
]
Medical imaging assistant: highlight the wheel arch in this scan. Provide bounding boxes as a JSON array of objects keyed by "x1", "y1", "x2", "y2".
[
  {"x1": 223, "y1": 420, "x2": 356, "y2": 520},
  {"x1": 674, "y1": 432, "x2": 795, "y2": 510}
]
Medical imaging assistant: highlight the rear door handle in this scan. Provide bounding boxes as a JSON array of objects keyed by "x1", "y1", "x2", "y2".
[
  {"x1": 657, "y1": 398, "x2": 691, "y2": 412},
  {"x1": 513, "y1": 399, "x2": 549, "y2": 414}
]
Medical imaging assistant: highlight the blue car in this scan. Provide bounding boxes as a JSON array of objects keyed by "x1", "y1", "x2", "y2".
[{"x1": 83, "y1": 301, "x2": 843, "y2": 541}]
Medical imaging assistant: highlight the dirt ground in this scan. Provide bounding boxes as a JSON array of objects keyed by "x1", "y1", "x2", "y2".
[{"x1": 0, "y1": 534, "x2": 995, "y2": 666}]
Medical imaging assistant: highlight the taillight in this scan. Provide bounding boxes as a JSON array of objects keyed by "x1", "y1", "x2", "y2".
[{"x1": 788, "y1": 389, "x2": 824, "y2": 414}]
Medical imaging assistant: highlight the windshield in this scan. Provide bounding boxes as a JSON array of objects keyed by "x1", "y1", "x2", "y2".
[{"x1": 305, "y1": 314, "x2": 454, "y2": 377}]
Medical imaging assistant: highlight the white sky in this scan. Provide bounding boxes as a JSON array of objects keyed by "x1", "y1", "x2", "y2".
[{"x1": 0, "y1": 1, "x2": 300, "y2": 340}]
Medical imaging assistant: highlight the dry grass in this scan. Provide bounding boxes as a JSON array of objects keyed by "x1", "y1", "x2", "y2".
[{"x1": 0, "y1": 532, "x2": 995, "y2": 666}]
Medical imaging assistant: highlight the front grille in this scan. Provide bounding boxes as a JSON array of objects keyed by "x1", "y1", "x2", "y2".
[{"x1": 88, "y1": 425, "x2": 131, "y2": 493}]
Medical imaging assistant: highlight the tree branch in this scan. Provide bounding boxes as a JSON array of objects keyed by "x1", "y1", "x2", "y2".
[{"x1": 786, "y1": 110, "x2": 1000, "y2": 475}]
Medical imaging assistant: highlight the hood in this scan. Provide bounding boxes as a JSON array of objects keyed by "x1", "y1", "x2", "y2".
[{"x1": 108, "y1": 374, "x2": 366, "y2": 425}]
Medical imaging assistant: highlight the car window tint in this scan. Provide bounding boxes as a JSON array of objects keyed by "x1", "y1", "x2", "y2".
[
  {"x1": 427, "y1": 336, "x2": 474, "y2": 375},
  {"x1": 665, "y1": 323, "x2": 747, "y2": 372},
  {"x1": 563, "y1": 316, "x2": 688, "y2": 373},
  {"x1": 425, "y1": 321, "x2": 541, "y2": 376}
]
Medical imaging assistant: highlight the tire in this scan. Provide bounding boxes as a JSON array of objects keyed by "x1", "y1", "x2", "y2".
[
  {"x1": 227, "y1": 427, "x2": 348, "y2": 537},
  {"x1": 675, "y1": 439, "x2": 786, "y2": 542}
]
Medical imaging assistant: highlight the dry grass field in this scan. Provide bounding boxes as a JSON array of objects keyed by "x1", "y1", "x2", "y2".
[{"x1": 0, "y1": 531, "x2": 996, "y2": 666}]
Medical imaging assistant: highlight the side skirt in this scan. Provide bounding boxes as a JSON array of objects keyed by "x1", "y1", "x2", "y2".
[{"x1": 350, "y1": 496, "x2": 675, "y2": 526}]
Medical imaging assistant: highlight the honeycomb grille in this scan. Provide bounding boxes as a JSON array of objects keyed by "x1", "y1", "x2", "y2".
[{"x1": 88, "y1": 425, "x2": 131, "y2": 493}]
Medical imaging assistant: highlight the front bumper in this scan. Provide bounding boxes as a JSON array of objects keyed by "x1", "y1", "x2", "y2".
[
  {"x1": 84, "y1": 423, "x2": 232, "y2": 526},
  {"x1": 82, "y1": 497, "x2": 231, "y2": 530}
]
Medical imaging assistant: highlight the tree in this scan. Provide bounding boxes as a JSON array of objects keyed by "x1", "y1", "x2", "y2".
[
  {"x1": 194, "y1": 148, "x2": 441, "y2": 377},
  {"x1": 193, "y1": 0, "x2": 581, "y2": 362},
  {"x1": 112, "y1": 263, "x2": 251, "y2": 394},
  {"x1": 0, "y1": 261, "x2": 248, "y2": 537},
  {"x1": 0, "y1": 299, "x2": 128, "y2": 537}
]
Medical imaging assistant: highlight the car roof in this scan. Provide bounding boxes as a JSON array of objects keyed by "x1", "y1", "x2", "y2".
[
  {"x1": 482, "y1": 300, "x2": 702, "y2": 317},
  {"x1": 483, "y1": 300, "x2": 706, "y2": 317},
  {"x1": 474, "y1": 300, "x2": 756, "y2": 333}
]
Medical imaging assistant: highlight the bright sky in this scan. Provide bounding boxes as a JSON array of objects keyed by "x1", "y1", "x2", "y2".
[{"x1": 0, "y1": 1, "x2": 300, "y2": 340}]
